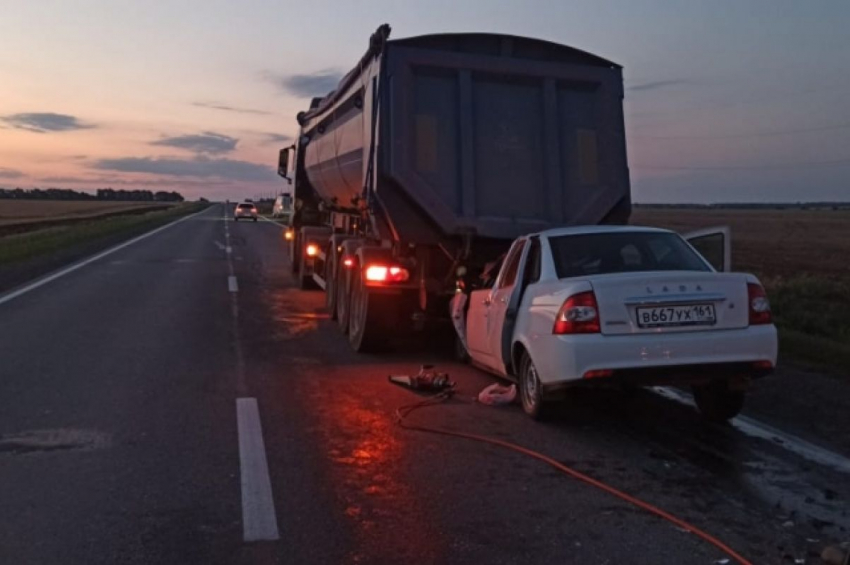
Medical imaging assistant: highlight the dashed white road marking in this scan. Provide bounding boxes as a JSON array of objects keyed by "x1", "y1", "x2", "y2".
[
  {"x1": 652, "y1": 387, "x2": 850, "y2": 474},
  {"x1": 214, "y1": 241, "x2": 226, "y2": 251},
  {"x1": 226, "y1": 246, "x2": 232, "y2": 254},
  {"x1": 236, "y1": 398, "x2": 280, "y2": 542},
  {"x1": 228, "y1": 276, "x2": 239, "y2": 293},
  {"x1": 0, "y1": 207, "x2": 208, "y2": 307}
]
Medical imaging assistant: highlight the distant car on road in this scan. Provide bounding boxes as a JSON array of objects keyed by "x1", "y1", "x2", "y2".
[
  {"x1": 455, "y1": 226, "x2": 778, "y2": 422},
  {"x1": 234, "y1": 202, "x2": 258, "y2": 222},
  {"x1": 272, "y1": 193, "x2": 293, "y2": 220}
]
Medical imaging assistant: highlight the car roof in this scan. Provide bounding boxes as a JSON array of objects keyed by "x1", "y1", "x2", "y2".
[{"x1": 531, "y1": 225, "x2": 673, "y2": 238}]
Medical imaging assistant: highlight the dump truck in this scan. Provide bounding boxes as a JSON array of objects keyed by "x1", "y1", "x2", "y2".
[{"x1": 277, "y1": 24, "x2": 631, "y2": 352}]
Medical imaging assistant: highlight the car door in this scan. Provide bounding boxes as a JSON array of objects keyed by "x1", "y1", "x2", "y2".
[
  {"x1": 484, "y1": 239, "x2": 528, "y2": 375},
  {"x1": 466, "y1": 253, "x2": 510, "y2": 369},
  {"x1": 683, "y1": 226, "x2": 731, "y2": 272}
]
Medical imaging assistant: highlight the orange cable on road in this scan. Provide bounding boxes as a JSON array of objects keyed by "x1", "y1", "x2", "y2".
[{"x1": 395, "y1": 393, "x2": 753, "y2": 565}]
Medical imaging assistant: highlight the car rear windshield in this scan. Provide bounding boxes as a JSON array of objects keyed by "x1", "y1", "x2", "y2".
[
  {"x1": 238, "y1": 204, "x2": 255, "y2": 209},
  {"x1": 549, "y1": 232, "x2": 711, "y2": 279}
]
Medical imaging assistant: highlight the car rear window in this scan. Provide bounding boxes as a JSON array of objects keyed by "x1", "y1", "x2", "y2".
[
  {"x1": 548, "y1": 232, "x2": 711, "y2": 278},
  {"x1": 238, "y1": 204, "x2": 254, "y2": 209}
]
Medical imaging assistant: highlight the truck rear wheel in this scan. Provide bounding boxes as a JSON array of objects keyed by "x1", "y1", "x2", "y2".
[
  {"x1": 693, "y1": 380, "x2": 745, "y2": 422},
  {"x1": 325, "y1": 243, "x2": 338, "y2": 320},
  {"x1": 336, "y1": 262, "x2": 351, "y2": 333},
  {"x1": 298, "y1": 252, "x2": 313, "y2": 290},
  {"x1": 348, "y1": 266, "x2": 392, "y2": 353}
]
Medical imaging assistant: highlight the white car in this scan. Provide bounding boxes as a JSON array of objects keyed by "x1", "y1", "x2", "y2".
[
  {"x1": 234, "y1": 202, "x2": 258, "y2": 222},
  {"x1": 455, "y1": 226, "x2": 778, "y2": 421}
]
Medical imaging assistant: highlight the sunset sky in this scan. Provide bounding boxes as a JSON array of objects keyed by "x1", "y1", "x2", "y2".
[{"x1": 1, "y1": 0, "x2": 849, "y2": 202}]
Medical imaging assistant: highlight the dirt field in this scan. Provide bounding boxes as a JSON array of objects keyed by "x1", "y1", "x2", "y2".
[
  {"x1": 631, "y1": 208, "x2": 850, "y2": 280},
  {"x1": 0, "y1": 200, "x2": 174, "y2": 227}
]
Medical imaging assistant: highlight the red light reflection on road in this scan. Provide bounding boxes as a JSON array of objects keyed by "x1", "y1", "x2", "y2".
[{"x1": 307, "y1": 366, "x2": 443, "y2": 564}]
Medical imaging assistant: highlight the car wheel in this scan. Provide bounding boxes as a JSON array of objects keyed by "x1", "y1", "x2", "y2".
[
  {"x1": 253, "y1": 218, "x2": 257, "y2": 222},
  {"x1": 234, "y1": 217, "x2": 238, "y2": 222},
  {"x1": 693, "y1": 380, "x2": 745, "y2": 423},
  {"x1": 519, "y1": 351, "x2": 550, "y2": 420}
]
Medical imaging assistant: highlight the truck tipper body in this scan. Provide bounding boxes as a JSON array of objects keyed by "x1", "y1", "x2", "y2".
[{"x1": 277, "y1": 24, "x2": 631, "y2": 351}]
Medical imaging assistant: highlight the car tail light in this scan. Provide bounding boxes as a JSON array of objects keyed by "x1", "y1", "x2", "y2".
[
  {"x1": 364, "y1": 264, "x2": 409, "y2": 283},
  {"x1": 305, "y1": 244, "x2": 319, "y2": 257},
  {"x1": 553, "y1": 291, "x2": 600, "y2": 334},
  {"x1": 343, "y1": 257, "x2": 354, "y2": 268},
  {"x1": 583, "y1": 369, "x2": 613, "y2": 379},
  {"x1": 747, "y1": 283, "x2": 772, "y2": 325}
]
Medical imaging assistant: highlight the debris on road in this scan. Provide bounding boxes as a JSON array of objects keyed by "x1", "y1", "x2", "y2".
[{"x1": 477, "y1": 383, "x2": 517, "y2": 406}]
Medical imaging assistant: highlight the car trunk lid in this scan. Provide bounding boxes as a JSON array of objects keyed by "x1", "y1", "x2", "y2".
[{"x1": 589, "y1": 271, "x2": 749, "y2": 335}]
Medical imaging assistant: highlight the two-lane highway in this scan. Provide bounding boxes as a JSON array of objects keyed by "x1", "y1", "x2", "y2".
[{"x1": 1, "y1": 203, "x2": 847, "y2": 564}]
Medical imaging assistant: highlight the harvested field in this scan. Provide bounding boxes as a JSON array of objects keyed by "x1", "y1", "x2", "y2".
[
  {"x1": 631, "y1": 208, "x2": 850, "y2": 279},
  {"x1": 0, "y1": 200, "x2": 175, "y2": 227}
]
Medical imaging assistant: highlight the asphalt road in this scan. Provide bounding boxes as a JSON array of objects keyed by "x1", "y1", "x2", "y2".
[{"x1": 1, "y1": 203, "x2": 847, "y2": 564}]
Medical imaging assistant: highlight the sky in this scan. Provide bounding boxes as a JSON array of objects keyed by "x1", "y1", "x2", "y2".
[{"x1": 1, "y1": 0, "x2": 849, "y2": 203}]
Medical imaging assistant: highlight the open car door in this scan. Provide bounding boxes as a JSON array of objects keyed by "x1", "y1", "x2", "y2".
[
  {"x1": 683, "y1": 226, "x2": 731, "y2": 272},
  {"x1": 485, "y1": 239, "x2": 532, "y2": 376}
]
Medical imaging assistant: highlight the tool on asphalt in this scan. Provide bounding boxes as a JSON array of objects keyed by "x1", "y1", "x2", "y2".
[
  {"x1": 476, "y1": 383, "x2": 517, "y2": 406},
  {"x1": 388, "y1": 365, "x2": 455, "y2": 392},
  {"x1": 392, "y1": 390, "x2": 755, "y2": 565}
]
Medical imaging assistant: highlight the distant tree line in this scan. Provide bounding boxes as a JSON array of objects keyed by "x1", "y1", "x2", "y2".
[{"x1": 0, "y1": 187, "x2": 184, "y2": 202}]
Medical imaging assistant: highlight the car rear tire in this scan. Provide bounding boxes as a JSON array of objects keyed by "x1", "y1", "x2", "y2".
[
  {"x1": 519, "y1": 351, "x2": 550, "y2": 420},
  {"x1": 253, "y1": 218, "x2": 257, "y2": 222},
  {"x1": 693, "y1": 381, "x2": 744, "y2": 422}
]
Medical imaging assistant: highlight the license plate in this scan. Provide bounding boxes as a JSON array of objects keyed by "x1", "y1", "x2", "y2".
[{"x1": 636, "y1": 304, "x2": 716, "y2": 328}]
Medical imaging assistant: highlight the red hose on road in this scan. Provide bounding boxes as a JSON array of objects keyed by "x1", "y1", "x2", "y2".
[{"x1": 394, "y1": 393, "x2": 753, "y2": 565}]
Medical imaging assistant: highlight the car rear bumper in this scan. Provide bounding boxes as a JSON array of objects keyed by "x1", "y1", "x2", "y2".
[{"x1": 531, "y1": 324, "x2": 778, "y2": 390}]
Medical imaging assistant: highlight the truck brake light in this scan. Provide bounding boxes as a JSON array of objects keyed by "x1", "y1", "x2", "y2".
[
  {"x1": 747, "y1": 283, "x2": 772, "y2": 325},
  {"x1": 553, "y1": 291, "x2": 600, "y2": 334},
  {"x1": 364, "y1": 264, "x2": 409, "y2": 283}
]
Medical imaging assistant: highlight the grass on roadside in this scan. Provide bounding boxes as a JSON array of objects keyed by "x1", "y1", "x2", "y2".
[
  {"x1": 765, "y1": 276, "x2": 850, "y2": 376},
  {"x1": 0, "y1": 202, "x2": 207, "y2": 266}
]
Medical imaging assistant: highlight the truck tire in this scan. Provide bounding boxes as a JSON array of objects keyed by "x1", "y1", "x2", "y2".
[
  {"x1": 298, "y1": 250, "x2": 313, "y2": 290},
  {"x1": 336, "y1": 262, "x2": 351, "y2": 334},
  {"x1": 325, "y1": 243, "x2": 338, "y2": 320},
  {"x1": 290, "y1": 234, "x2": 300, "y2": 275},
  {"x1": 348, "y1": 264, "x2": 392, "y2": 353},
  {"x1": 693, "y1": 381, "x2": 744, "y2": 422}
]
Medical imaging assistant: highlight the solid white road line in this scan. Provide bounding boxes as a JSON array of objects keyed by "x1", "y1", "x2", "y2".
[
  {"x1": 228, "y1": 276, "x2": 239, "y2": 293},
  {"x1": 236, "y1": 398, "x2": 280, "y2": 542},
  {"x1": 0, "y1": 207, "x2": 208, "y2": 307},
  {"x1": 652, "y1": 387, "x2": 850, "y2": 474}
]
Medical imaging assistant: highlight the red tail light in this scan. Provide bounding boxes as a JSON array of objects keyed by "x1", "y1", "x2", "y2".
[
  {"x1": 583, "y1": 369, "x2": 613, "y2": 379},
  {"x1": 364, "y1": 264, "x2": 409, "y2": 283},
  {"x1": 747, "y1": 283, "x2": 772, "y2": 325},
  {"x1": 342, "y1": 257, "x2": 354, "y2": 268},
  {"x1": 553, "y1": 291, "x2": 600, "y2": 334}
]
